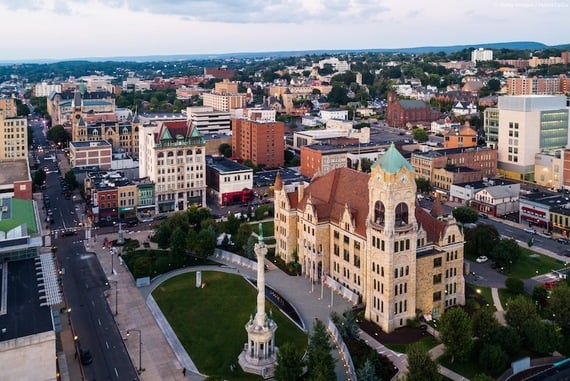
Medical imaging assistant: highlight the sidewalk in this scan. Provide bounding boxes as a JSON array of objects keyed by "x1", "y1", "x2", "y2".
[
  {"x1": 86, "y1": 231, "x2": 190, "y2": 381},
  {"x1": 89, "y1": 229, "x2": 355, "y2": 380}
]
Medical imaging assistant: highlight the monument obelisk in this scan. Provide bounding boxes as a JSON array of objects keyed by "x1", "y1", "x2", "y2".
[{"x1": 238, "y1": 224, "x2": 278, "y2": 378}]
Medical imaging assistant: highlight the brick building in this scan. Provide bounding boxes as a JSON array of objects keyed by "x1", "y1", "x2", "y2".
[
  {"x1": 231, "y1": 119, "x2": 285, "y2": 168},
  {"x1": 386, "y1": 92, "x2": 440, "y2": 128}
]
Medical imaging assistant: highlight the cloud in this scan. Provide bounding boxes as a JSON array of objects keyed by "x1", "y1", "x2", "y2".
[{"x1": 100, "y1": 0, "x2": 391, "y2": 24}]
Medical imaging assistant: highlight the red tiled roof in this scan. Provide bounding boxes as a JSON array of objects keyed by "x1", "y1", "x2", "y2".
[
  {"x1": 297, "y1": 168, "x2": 370, "y2": 236},
  {"x1": 416, "y1": 205, "x2": 446, "y2": 243}
]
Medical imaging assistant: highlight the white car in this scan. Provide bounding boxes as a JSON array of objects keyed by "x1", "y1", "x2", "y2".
[
  {"x1": 524, "y1": 228, "x2": 537, "y2": 234},
  {"x1": 476, "y1": 256, "x2": 488, "y2": 263}
]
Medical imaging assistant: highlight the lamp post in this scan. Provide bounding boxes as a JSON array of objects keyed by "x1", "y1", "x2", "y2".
[
  {"x1": 110, "y1": 248, "x2": 115, "y2": 276},
  {"x1": 127, "y1": 329, "x2": 143, "y2": 373}
]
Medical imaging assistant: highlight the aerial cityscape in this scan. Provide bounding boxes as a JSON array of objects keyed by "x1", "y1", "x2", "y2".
[{"x1": 0, "y1": 3, "x2": 570, "y2": 381}]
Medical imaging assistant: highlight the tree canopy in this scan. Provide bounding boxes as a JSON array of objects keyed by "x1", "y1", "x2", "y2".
[
  {"x1": 439, "y1": 307, "x2": 472, "y2": 363},
  {"x1": 452, "y1": 206, "x2": 478, "y2": 224}
]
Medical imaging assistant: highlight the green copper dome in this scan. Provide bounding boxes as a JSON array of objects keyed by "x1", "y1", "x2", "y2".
[{"x1": 373, "y1": 143, "x2": 413, "y2": 173}]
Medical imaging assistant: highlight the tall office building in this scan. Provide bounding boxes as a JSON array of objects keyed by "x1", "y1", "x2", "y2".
[
  {"x1": 471, "y1": 48, "x2": 493, "y2": 63},
  {"x1": 0, "y1": 110, "x2": 28, "y2": 160},
  {"x1": 231, "y1": 119, "x2": 285, "y2": 168},
  {"x1": 138, "y1": 121, "x2": 207, "y2": 213},
  {"x1": 496, "y1": 95, "x2": 569, "y2": 182}
]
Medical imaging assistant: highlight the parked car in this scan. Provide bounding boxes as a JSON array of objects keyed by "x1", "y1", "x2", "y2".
[
  {"x1": 538, "y1": 232, "x2": 552, "y2": 239},
  {"x1": 557, "y1": 238, "x2": 569, "y2": 245},
  {"x1": 478, "y1": 213, "x2": 488, "y2": 219},
  {"x1": 524, "y1": 227, "x2": 537, "y2": 234},
  {"x1": 80, "y1": 348, "x2": 93, "y2": 365},
  {"x1": 476, "y1": 256, "x2": 488, "y2": 263}
]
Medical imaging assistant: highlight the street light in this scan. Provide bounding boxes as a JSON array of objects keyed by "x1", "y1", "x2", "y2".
[{"x1": 127, "y1": 329, "x2": 143, "y2": 374}]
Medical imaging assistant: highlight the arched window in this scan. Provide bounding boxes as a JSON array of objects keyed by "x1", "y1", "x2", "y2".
[
  {"x1": 395, "y1": 202, "x2": 408, "y2": 226},
  {"x1": 157, "y1": 152, "x2": 164, "y2": 158},
  {"x1": 374, "y1": 201, "x2": 385, "y2": 225},
  {"x1": 177, "y1": 150, "x2": 183, "y2": 156},
  {"x1": 187, "y1": 149, "x2": 193, "y2": 155},
  {"x1": 196, "y1": 148, "x2": 202, "y2": 155}
]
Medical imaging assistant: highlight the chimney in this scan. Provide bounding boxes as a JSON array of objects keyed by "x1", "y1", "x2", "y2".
[{"x1": 298, "y1": 183, "x2": 305, "y2": 203}]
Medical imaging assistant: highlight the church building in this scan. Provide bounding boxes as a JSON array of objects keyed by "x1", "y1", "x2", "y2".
[{"x1": 273, "y1": 144, "x2": 465, "y2": 332}]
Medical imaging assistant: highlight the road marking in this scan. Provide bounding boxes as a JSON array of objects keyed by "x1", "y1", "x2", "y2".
[
  {"x1": 106, "y1": 341, "x2": 109, "y2": 349},
  {"x1": 114, "y1": 368, "x2": 118, "y2": 378},
  {"x1": 91, "y1": 300, "x2": 95, "y2": 307},
  {"x1": 98, "y1": 318, "x2": 101, "y2": 326}
]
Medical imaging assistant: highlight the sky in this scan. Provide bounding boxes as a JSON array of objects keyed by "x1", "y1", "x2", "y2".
[{"x1": 1, "y1": 0, "x2": 568, "y2": 62}]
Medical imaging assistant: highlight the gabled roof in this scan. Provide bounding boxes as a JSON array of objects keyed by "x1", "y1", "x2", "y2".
[
  {"x1": 297, "y1": 168, "x2": 369, "y2": 236},
  {"x1": 416, "y1": 205, "x2": 447, "y2": 243},
  {"x1": 399, "y1": 99, "x2": 429, "y2": 109},
  {"x1": 373, "y1": 143, "x2": 413, "y2": 173}
]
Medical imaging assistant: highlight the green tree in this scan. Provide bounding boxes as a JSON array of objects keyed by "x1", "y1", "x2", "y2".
[
  {"x1": 46, "y1": 125, "x2": 69, "y2": 146},
  {"x1": 331, "y1": 310, "x2": 359, "y2": 340},
  {"x1": 491, "y1": 238, "x2": 521, "y2": 271},
  {"x1": 411, "y1": 127, "x2": 429, "y2": 143},
  {"x1": 360, "y1": 158, "x2": 373, "y2": 173},
  {"x1": 193, "y1": 229, "x2": 216, "y2": 258},
  {"x1": 405, "y1": 342, "x2": 440, "y2": 381},
  {"x1": 33, "y1": 168, "x2": 46, "y2": 190},
  {"x1": 415, "y1": 178, "x2": 432, "y2": 193},
  {"x1": 218, "y1": 143, "x2": 232, "y2": 157},
  {"x1": 15, "y1": 99, "x2": 30, "y2": 116},
  {"x1": 169, "y1": 227, "x2": 188, "y2": 258},
  {"x1": 439, "y1": 307, "x2": 472, "y2": 363},
  {"x1": 464, "y1": 223, "x2": 500, "y2": 258},
  {"x1": 357, "y1": 359, "x2": 380, "y2": 381},
  {"x1": 155, "y1": 223, "x2": 173, "y2": 249},
  {"x1": 505, "y1": 277, "x2": 525, "y2": 295},
  {"x1": 532, "y1": 284, "x2": 549, "y2": 308},
  {"x1": 478, "y1": 344, "x2": 508, "y2": 375},
  {"x1": 274, "y1": 342, "x2": 303, "y2": 381},
  {"x1": 549, "y1": 283, "x2": 570, "y2": 333},
  {"x1": 452, "y1": 206, "x2": 478, "y2": 224},
  {"x1": 306, "y1": 319, "x2": 336, "y2": 381},
  {"x1": 326, "y1": 85, "x2": 349, "y2": 106},
  {"x1": 64, "y1": 170, "x2": 78, "y2": 190},
  {"x1": 492, "y1": 325, "x2": 521, "y2": 354},
  {"x1": 505, "y1": 295, "x2": 538, "y2": 333},
  {"x1": 523, "y1": 318, "x2": 561, "y2": 355},
  {"x1": 472, "y1": 306, "x2": 499, "y2": 343}
]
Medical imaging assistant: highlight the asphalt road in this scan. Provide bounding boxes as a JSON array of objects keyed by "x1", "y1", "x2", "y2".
[{"x1": 31, "y1": 118, "x2": 139, "y2": 381}]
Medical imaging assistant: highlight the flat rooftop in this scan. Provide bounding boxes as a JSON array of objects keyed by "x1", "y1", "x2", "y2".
[
  {"x1": 206, "y1": 156, "x2": 251, "y2": 173},
  {"x1": 70, "y1": 140, "x2": 112, "y2": 148},
  {"x1": 0, "y1": 258, "x2": 54, "y2": 342},
  {"x1": 0, "y1": 160, "x2": 30, "y2": 185}
]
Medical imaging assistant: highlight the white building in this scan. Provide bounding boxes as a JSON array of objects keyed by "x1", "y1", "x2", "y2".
[
  {"x1": 205, "y1": 155, "x2": 254, "y2": 205},
  {"x1": 319, "y1": 108, "x2": 349, "y2": 122},
  {"x1": 496, "y1": 95, "x2": 569, "y2": 182},
  {"x1": 139, "y1": 121, "x2": 207, "y2": 213},
  {"x1": 318, "y1": 57, "x2": 350, "y2": 72},
  {"x1": 34, "y1": 82, "x2": 62, "y2": 97},
  {"x1": 186, "y1": 106, "x2": 232, "y2": 134},
  {"x1": 471, "y1": 48, "x2": 493, "y2": 63},
  {"x1": 231, "y1": 107, "x2": 276, "y2": 122}
]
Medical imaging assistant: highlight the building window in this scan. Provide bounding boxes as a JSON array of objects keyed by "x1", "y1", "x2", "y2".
[
  {"x1": 374, "y1": 201, "x2": 385, "y2": 224},
  {"x1": 433, "y1": 291, "x2": 442, "y2": 301},
  {"x1": 433, "y1": 274, "x2": 442, "y2": 284},
  {"x1": 433, "y1": 257, "x2": 442, "y2": 267},
  {"x1": 395, "y1": 203, "x2": 408, "y2": 226}
]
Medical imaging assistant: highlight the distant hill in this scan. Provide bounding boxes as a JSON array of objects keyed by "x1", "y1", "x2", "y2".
[{"x1": 0, "y1": 41, "x2": 563, "y2": 64}]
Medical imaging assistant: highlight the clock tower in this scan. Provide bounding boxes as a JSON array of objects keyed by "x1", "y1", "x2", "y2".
[{"x1": 365, "y1": 143, "x2": 418, "y2": 332}]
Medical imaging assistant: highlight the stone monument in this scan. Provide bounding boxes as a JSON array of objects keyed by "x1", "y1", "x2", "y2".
[{"x1": 238, "y1": 224, "x2": 278, "y2": 378}]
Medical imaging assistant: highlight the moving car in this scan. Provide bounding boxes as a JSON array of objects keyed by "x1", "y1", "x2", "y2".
[
  {"x1": 476, "y1": 256, "x2": 488, "y2": 263},
  {"x1": 478, "y1": 212, "x2": 488, "y2": 219}
]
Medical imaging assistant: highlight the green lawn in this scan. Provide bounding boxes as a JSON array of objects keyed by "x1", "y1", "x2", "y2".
[
  {"x1": 153, "y1": 271, "x2": 307, "y2": 380},
  {"x1": 384, "y1": 334, "x2": 439, "y2": 354},
  {"x1": 505, "y1": 247, "x2": 564, "y2": 279}
]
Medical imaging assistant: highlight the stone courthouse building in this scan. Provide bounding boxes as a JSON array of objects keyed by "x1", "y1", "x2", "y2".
[{"x1": 273, "y1": 144, "x2": 465, "y2": 333}]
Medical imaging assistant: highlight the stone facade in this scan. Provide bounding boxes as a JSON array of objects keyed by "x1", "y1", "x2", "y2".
[{"x1": 273, "y1": 144, "x2": 465, "y2": 333}]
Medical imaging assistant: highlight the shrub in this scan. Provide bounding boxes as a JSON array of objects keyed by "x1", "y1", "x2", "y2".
[{"x1": 505, "y1": 277, "x2": 524, "y2": 295}]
